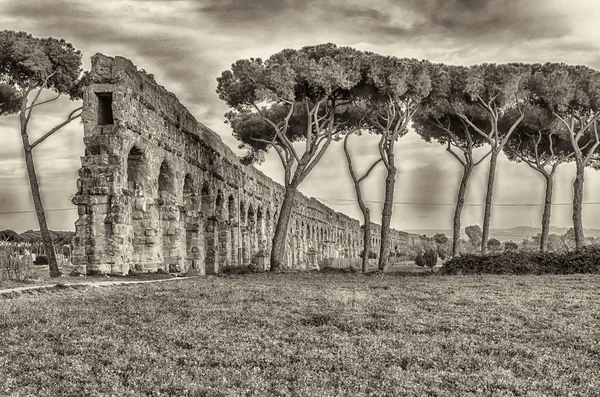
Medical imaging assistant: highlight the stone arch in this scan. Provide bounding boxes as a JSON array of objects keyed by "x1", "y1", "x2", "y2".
[
  {"x1": 257, "y1": 207, "x2": 266, "y2": 269},
  {"x1": 158, "y1": 160, "x2": 175, "y2": 199},
  {"x1": 126, "y1": 146, "x2": 153, "y2": 271},
  {"x1": 228, "y1": 195, "x2": 238, "y2": 266},
  {"x1": 183, "y1": 173, "x2": 200, "y2": 271},
  {"x1": 265, "y1": 207, "x2": 272, "y2": 254},
  {"x1": 240, "y1": 200, "x2": 248, "y2": 265},
  {"x1": 183, "y1": 174, "x2": 195, "y2": 195},
  {"x1": 246, "y1": 204, "x2": 256, "y2": 265},
  {"x1": 214, "y1": 189, "x2": 228, "y2": 269},
  {"x1": 200, "y1": 181, "x2": 212, "y2": 215},
  {"x1": 227, "y1": 195, "x2": 236, "y2": 222},
  {"x1": 127, "y1": 146, "x2": 145, "y2": 193},
  {"x1": 158, "y1": 160, "x2": 180, "y2": 271},
  {"x1": 215, "y1": 190, "x2": 225, "y2": 219},
  {"x1": 199, "y1": 180, "x2": 217, "y2": 274}
]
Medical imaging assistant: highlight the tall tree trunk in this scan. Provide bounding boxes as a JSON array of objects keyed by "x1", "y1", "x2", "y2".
[
  {"x1": 572, "y1": 160, "x2": 585, "y2": 250},
  {"x1": 540, "y1": 173, "x2": 553, "y2": 253},
  {"x1": 343, "y1": 132, "x2": 380, "y2": 273},
  {"x1": 452, "y1": 163, "x2": 474, "y2": 257},
  {"x1": 19, "y1": 127, "x2": 61, "y2": 278},
  {"x1": 348, "y1": 170, "x2": 372, "y2": 273},
  {"x1": 361, "y1": 211, "x2": 372, "y2": 273},
  {"x1": 270, "y1": 184, "x2": 298, "y2": 271},
  {"x1": 481, "y1": 150, "x2": 499, "y2": 254},
  {"x1": 378, "y1": 163, "x2": 396, "y2": 271}
]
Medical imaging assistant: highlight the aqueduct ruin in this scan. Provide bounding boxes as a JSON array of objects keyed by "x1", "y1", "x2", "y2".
[{"x1": 71, "y1": 54, "x2": 428, "y2": 275}]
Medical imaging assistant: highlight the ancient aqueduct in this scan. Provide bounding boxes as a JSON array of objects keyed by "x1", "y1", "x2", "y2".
[{"x1": 71, "y1": 54, "x2": 428, "y2": 275}]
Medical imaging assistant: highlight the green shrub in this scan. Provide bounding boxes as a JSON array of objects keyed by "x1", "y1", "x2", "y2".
[
  {"x1": 220, "y1": 265, "x2": 255, "y2": 275},
  {"x1": 441, "y1": 245, "x2": 600, "y2": 275},
  {"x1": 415, "y1": 248, "x2": 437, "y2": 271},
  {"x1": 360, "y1": 250, "x2": 378, "y2": 259}
]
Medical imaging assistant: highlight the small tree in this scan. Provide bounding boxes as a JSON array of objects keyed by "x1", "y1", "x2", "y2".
[
  {"x1": 0, "y1": 30, "x2": 83, "y2": 278},
  {"x1": 217, "y1": 44, "x2": 366, "y2": 270},
  {"x1": 415, "y1": 248, "x2": 438, "y2": 273},
  {"x1": 432, "y1": 232, "x2": 451, "y2": 260},
  {"x1": 504, "y1": 241, "x2": 519, "y2": 251},
  {"x1": 465, "y1": 225, "x2": 482, "y2": 251},
  {"x1": 487, "y1": 237, "x2": 502, "y2": 251}
]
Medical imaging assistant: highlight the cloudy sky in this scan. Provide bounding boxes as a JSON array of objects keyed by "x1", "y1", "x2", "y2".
[{"x1": 2, "y1": 0, "x2": 600, "y2": 234}]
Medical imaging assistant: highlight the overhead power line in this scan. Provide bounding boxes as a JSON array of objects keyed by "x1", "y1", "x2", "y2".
[
  {"x1": 2, "y1": 197, "x2": 600, "y2": 216},
  {"x1": 315, "y1": 197, "x2": 600, "y2": 207},
  {"x1": 0, "y1": 208, "x2": 78, "y2": 215}
]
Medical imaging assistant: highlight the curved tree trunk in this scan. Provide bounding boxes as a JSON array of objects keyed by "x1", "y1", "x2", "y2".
[
  {"x1": 452, "y1": 163, "x2": 474, "y2": 257},
  {"x1": 343, "y1": 132, "x2": 380, "y2": 273},
  {"x1": 19, "y1": 130, "x2": 61, "y2": 278},
  {"x1": 270, "y1": 185, "x2": 298, "y2": 271},
  {"x1": 378, "y1": 164, "x2": 396, "y2": 271},
  {"x1": 540, "y1": 174, "x2": 553, "y2": 253},
  {"x1": 351, "y1": 177, "x2": 372, "y2": 273},
  {"x1": 572, "y1": 161, "x2": 585, "y2": 251},
  {"x1": 481, "y1": 150, "x2": 499, "y2": 254}
]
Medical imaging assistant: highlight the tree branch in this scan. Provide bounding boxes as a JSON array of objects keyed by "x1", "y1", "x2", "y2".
[
  {"x1": 25, "y1": 71, "x2": 56, "y2": 124},
  {"x1": 24, "y1": 92, "x2": 61, "y2": 112},
  {"x1": 446, "y1": 141, "x2": 467, "y2": 167},
  {"x1": 29, "y1": 106, "x2": 83, "y2": 150}
]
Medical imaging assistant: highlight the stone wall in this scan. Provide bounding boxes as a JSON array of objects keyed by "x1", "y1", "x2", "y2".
[{"x1": 71, "y1": 54, "x2": 429, "y2": 275}]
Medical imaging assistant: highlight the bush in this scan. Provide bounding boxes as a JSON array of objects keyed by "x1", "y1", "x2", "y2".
[
  {"x1": 360, "y1": 250, "x2": 378, "y2": 259},
  {"x1": 441, "y1": 245, "x2": 600, "y2": 275},
  {"x1": 319, "y1": 266, "x2": 358, "y2": 274},
  {"x1": 220, "y1": 265, "x2": 255, "y2": 275},
  {"x1": 33, "y1": 255, "x2": 49, "y2": 266},
  {"x1": 414, "y1": 248, "x2": 437, "y2": 271}
]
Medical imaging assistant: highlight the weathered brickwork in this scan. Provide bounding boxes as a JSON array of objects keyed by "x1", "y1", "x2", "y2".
[{"x1": 71, "y1": 54, "x2": 428, "y2": 275}]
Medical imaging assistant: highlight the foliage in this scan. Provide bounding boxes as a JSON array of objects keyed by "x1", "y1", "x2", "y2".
[
  {"x1": 441, "y1": 245, "x2": 600, "y2": 275},
  {"x1": 0, "y1": 83, "x2": 20, "y2": 115},
  {"x1": 504, "y1": 241, "x2": 519, "y2": 251},
  {"x1": 432, "y1": 233, "x2": 450, "y2": 259},
  {"x1": 220, "y1": 265, "x2": 257, "y2": 275},
  {"x1": 0, "y1": 30, "x2": 83, "y2": 99},
  {"x1": 465, "y1": 225, "x2": 482, "y2": 247},
  {"x1": 217, "y1": 43, "x2": 365, "y2": 169},
  {"x1": 0, "y1": 229, "x2": 22, "y2": 243},
  {"x1": 414, "y1": 248, "x2": 438, "y2": 270},
  {"x1": 531, "y1": 233, "x2": 566, "y2": 252},
  {"x1": 487, "y1": 237, "x2": 502, "y2": 251}
]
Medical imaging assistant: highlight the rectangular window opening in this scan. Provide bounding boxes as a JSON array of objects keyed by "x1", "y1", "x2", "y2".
[{"x1": 96, "y1": 93, "x2": 114, "y2": 125}]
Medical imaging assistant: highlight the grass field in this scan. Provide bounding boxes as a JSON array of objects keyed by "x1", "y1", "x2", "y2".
[{"x1": 1, "y1": 273, "x2": 599, "y2": 396}]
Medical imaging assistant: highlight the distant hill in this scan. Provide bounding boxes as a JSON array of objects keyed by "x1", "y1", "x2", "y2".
[{"x1": 407, "y1": 226, "x2": 600, "y2": 242}]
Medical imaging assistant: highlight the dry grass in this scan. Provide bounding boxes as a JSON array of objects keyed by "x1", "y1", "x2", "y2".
[{"x1": 1, "y1": 273, "x2": 599, "y2": 396}]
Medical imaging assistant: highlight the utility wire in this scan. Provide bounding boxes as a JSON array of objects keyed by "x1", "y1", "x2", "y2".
[
  {"x1": 2, "y1": 197, "x2": 600, "y2": 216},
  {"x1": 315, "y1": 197, "x2": 600, "y2": 207}
]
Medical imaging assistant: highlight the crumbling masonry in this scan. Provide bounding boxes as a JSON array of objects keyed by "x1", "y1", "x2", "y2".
[{"x1": 71, "y1": 54, "x2": 429, "y2": 275}]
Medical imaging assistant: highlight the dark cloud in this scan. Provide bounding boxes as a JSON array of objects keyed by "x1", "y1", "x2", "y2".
[
  {"x1": 400, "y1": 0, "x2": 568, "y2": 39},
  {"x1": 194, "y1": 0, "x2": 569, "y2": 44},
  {"x1": 4, "y1": 0, "x2": 224, "y2": 121}
]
